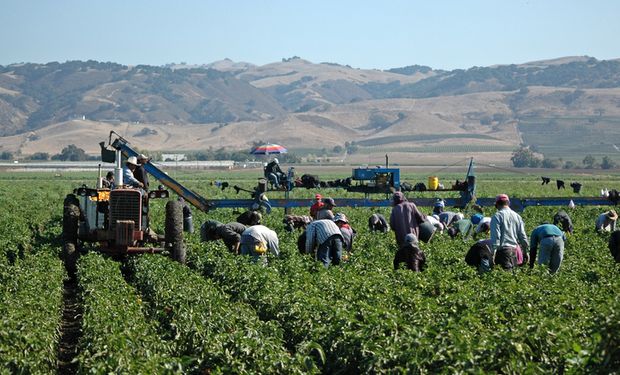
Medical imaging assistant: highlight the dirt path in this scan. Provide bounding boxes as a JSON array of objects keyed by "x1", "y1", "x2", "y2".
[{"x1": 56, "y1": 276, "x2": 82, "y2": 374}]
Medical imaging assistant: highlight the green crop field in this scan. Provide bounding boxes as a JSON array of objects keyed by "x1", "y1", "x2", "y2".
[{"x1": 0, "y1": 170, "x2": 619, "y2": 373}]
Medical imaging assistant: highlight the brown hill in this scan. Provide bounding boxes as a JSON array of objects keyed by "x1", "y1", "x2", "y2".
[{"x1": 1, "y1": 57, "x2": 620, "y2": 165}]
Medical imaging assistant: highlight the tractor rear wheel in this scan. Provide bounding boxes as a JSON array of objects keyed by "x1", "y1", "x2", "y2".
[
  {"x1": 62, "y1": 195, "x2": 80, "y2": 275},
  {"x1": 165, "y1": 200, "x2": 186, "y2": 264}
]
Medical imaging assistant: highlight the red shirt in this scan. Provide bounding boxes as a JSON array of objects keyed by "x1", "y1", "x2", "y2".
[{"x1": 310, "y1": 201, "x2": 324, "y2": 219}]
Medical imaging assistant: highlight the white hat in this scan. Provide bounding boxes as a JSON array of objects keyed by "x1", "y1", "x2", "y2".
[
  {"x1": 127, "y1": 156, "x2": 138, "y2": 166},
  {"x1": 273, "y1": 158, "x2": 279, "y2": 164}
]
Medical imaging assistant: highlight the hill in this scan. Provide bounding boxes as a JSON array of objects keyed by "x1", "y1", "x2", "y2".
[{"x1": 1, "y1": 56, "x2": 620, "y2": 165}]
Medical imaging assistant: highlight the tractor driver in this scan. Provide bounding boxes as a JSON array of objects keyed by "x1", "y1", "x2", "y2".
[
  {"x1": 265, "y1": 158, "x2": 285, "y2": 188},
  {"x1": 123, "y1": 156, "x2": 145, "y2": 189}
]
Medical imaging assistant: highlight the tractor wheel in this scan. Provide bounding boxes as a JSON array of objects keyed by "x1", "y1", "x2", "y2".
[
  {"x1": 165, "y1": 200, "x2": 185, "y2": 264},
  {"x1": 62, "y1": 195, "x2": 80, "y2": 275}
]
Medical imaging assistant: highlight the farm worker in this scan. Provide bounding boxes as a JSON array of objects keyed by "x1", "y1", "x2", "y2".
[
  {"x1": 304, "y1": 219, "x2": 344, "y2": 267},
  {"x1": 447, "y1": 218, "x2": 473, "y2": 239},
  {"x1": 465, "y1": 239, "x2": 494, "y2": 273},
  {"x1": 133, "y1": 153, "x2": 150, "y2": 190},
  {"x1": 283, "y1": 214, "x2": 313, "y2": 232},
  {"x1": 178, "y1": 197, "x2": 193, "y2": 233},
  {"x1": 432, "y1": 199, "x2": 445, "y2": 215},
  {"x1": 368, "y1": 213, "x2": 390, "y2": 233},
  {"x1": 239, "y1": 225, "x2": 279, "y2": 260},
  {"x1": 472, "y1": 214, "x2": 491, "y2": 239},
  {"x1": 316, "y1": 197, "x2": 336, "y2": 220},
  {"x1": 393, "y1": 233, "x2": 426, "y2": 271},
  {"x1": 426, "y1": 214, "x2": 445, "y2": 234},
  {"x1": 265, "y1": 158, "x2": 285, "y2": 188},
  {"x1": 595, "y1": 210, "x2": 617, "y2": 232},
  {"x1": 102, "y1": 171, "x2": 115, "y2": 189},
  {"x1": 200, "y1": 220, "x2": 247, "y2": 254},
  {"x1": 309, "y1": 194, "x2": 324, "y2": 219},
  {"x1": 389, "y1": 191, "x2": 426, "y2": 247},
  {"x1": 334, "y1": 213, "x2": 355, "y2": 252},
  {"x1": 608, "y1": 230, "x2": 620, "y2": 262},
  {"x1": 490, "y1": 194, "x2": 530, "y2": 270},
  {"x1": 439, "y1": 211, "x2": 462, "y2": 227},
  {"x1": 553, "y1": 210, "x2": 574, "y2": 234},
  {"x1": 122, "y1": 156, "x2": 144, "y2": 189},
  {"x1": 529, "y1": 223, "x2": 566, "y2": 274},
  {"x1": 236, "y1": 210, "x2": 262, "y2": 226}
]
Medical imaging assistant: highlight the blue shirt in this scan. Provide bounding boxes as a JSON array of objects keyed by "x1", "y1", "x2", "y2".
[
  {"x1": 122, "y1": 166, "x2": 142, "y2": 187},
  {"x1": 530, "y1": 224, "x2": 565, "y2": 253}
]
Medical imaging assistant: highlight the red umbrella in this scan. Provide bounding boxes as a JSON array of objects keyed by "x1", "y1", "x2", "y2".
[{"x1": 250, "y1": 143, "x2": 288, "y2": 155}]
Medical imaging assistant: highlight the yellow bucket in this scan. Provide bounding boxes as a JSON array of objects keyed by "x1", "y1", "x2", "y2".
[{"x1": 428, "y1": 176, "x2": 439, "y2": 190}]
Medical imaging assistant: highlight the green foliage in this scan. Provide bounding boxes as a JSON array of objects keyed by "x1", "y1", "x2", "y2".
[
  {"x1": 129, "y1": 255, "x2": 310, "y2": 373},
  {"x1": 52, "y1": 144, "x2": 88, "y2": 161},
  {"x1": 77, "y1": 253, "x2": 181, "y2": 373},
  {"x1": 583, "y1": 154, "x2": 597, "y2": 169},
  {"x1": 511, "y1": 147, "x2": 542, "y2": 168},
  {"x1": 0, "y1": 251, "x2": 64, "y2": 374},
  {"x1": 601, "y1": 156, "x2": 616, "y2": 169},
  {"x1": 0, "y1": 151, "x2": 13, "y2": 160}
]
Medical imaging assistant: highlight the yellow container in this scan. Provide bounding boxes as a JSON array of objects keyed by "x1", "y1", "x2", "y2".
[{"x1": 428, "y1": 176, "x2": 439, "y2": 190}]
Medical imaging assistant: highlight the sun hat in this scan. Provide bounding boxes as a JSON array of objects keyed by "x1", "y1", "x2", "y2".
[
  {"x1": 138, "y1": 153, "x2": 148, "y2": 160},
  {"x1": 126, "y1": 156, "x2": 138, "y2": 166},
  {"x1": 333, "y1": 213, "x2": 348, "y2": 223},
  {"x1": 607, "y1": 210, "x2": 618, "y2": 220}
]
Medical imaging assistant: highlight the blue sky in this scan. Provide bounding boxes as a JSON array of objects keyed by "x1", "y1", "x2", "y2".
[{"x1": 1, "y1": 0, "x2": 619, "y2": 70}]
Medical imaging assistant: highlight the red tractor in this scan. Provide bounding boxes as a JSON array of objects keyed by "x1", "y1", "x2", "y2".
[{"x1": 62, "y1": 144, "x2": 185, "y2": 273}]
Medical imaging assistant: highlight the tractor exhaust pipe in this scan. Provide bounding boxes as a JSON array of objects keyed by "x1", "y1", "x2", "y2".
[
  {"x1": 97, "y1": 164, "x2": 103, "y2": 188},
  {"x1": 114, "y1": 149, "x2": 123, "y2": 187}
]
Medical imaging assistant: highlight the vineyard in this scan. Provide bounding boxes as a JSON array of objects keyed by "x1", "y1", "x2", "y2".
[{"x1": 1, "y1": 171, "x2": 619, "y2": 373}]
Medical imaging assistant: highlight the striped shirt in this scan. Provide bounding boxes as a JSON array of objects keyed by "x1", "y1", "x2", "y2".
[{"x1": 305, "y1": 220, "x2": 343, "y2": 253}]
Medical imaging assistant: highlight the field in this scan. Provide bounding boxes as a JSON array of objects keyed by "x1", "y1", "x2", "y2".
[{"x1": 1, "y1": 169, "x2": 619, "y2": 373}]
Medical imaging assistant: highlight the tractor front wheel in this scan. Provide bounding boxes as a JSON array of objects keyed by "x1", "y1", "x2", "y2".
[
  {"x1": 62, "y1": 194, "x2": 81, "y2": 275},
  {"x1": 165, "y1": 200, "x2": 186, "y2": 264}
]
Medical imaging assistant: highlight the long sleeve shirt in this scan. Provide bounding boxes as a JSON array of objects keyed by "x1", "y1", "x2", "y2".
[
  {"x1": 529, "y1": 224, "x2": 565, "y2": 266},
  {"x1": 490, "y1": 207, "x2": 529, "y2": 253},
  {"x1": 452, "y1": 219, "x2": 473, "y2": 238},
  {"x1": 595, "y1": 213, "x2": 616, "y2": 232},
  {"x1": 475, "y1": 217, "x2": 492, "y2": 234},
  {"x1": 338, "y1": 225, "x2": 355, "y2": 252},
  {"x1": 217, "y1": 222, "x2": 247, "y2": 252},
  {"x1": 390, "y1": 201, "x2": 426, "y2": 246},
  {"x1": 133, "y1": 165, "x2": 149, "y2": 190},
  {"x1": 305, "y1": 220, "x2": 343, "y2": 253},
  {"x1": 122, "y1": 166, "x2": 142, "y2": 188},
  {"x1": 240, "y1": 225, "x2": 279, "y2": 256},
  {"x1": 369, "y1": 213, "x2": 389, "y2": 232}
]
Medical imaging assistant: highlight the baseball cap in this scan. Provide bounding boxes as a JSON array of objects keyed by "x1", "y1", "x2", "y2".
[
  {"x1": 323, "y1": 197, "x2": 336, "y2": 206},
  {"x1": 495, "y1": 194, "x2": 510, "y2": 204},
  {"x1": 315, "y1": 194, "x2": 322, "y2": 200},
  {"x1": 393, "y1": 191, "x2": 405, "y2": 204},
  {"x1": 404, "y1": 233, "x2": 419, "y2": 246}
]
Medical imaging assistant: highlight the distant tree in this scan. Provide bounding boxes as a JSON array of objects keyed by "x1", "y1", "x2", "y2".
[
  {"x1": 0, "y1": 151, "x2": 13, "y2": 160},
  {"x1": 542, "y1": 158, "x2": 561, "y2": 169},
  {"x1": 563, "y1": 160, "x2": 577, "y2": 169},
  {"x1": 510, "y1": 147, "x2": 541, "y2": 168},
  {"x1": 601, "y1": 156, "x2": 616, "y2": 170},
  {"x1": 583, "y1": 155, "x2": 597, "y2": 169},
  {"x1": 332, "y1": 145, "x2": 343, "y2": 154},
  {"x1": 30, "y1": 152, "x2": 49, "y2": 160},
  {"x1": 56, "y1": 144, "x2": 88, "y2": 161}
]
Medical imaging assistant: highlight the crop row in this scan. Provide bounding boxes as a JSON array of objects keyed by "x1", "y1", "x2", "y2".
[
  {"x1": 0, "y1": 249, "x2": 64, "y2": 374},
  {"x1": 128, "y1": 254, "x2": 313, "y2": 374},
  {"x1": 76, "y1": 253, "x2": 181, "y2": 373}
]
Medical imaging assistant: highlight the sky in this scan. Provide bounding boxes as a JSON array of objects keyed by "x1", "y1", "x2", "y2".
[{"x1": 1, "y1": 0, "x2": 619, "y2": 71}]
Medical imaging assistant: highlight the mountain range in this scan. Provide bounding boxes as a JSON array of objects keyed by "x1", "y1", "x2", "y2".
[{"x1": 1, "y1": 56, "x2": 620, "y2": 164}]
